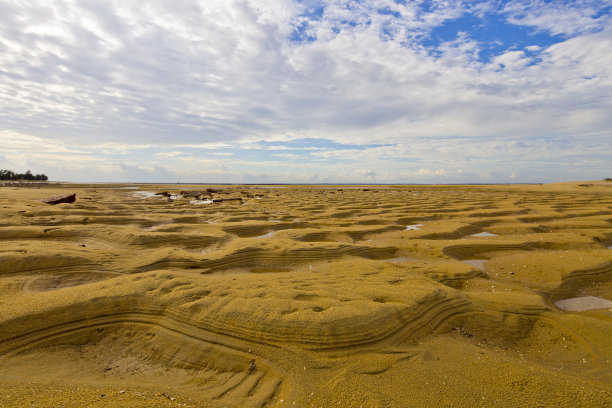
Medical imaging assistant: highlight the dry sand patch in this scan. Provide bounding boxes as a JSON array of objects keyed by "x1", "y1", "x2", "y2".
[{"x1": 0, "y1": 182, "x2": 611, "y2": 407}]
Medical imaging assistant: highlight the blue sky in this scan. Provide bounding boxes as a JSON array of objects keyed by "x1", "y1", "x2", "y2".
[{"x1": 0, "y1": 0, "x2": 611, "y2": 183}]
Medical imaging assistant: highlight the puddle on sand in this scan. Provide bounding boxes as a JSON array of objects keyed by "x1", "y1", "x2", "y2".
[
  {"x1": 132, "y1": 191, "x2": 158, "y2": 199},
  {"x1": 462, "y1": 260, "x2": 487, "y2": 270},
  {"x1": 385, "y1": 257, "x2": 412, "y2": 263},
  {"x1": 405, "y1": 224, "x2": 423, "y2": 231},
  {"x1": 190, "y1": 199, "x2": 213, "y2": 205},
  {"x1": 555, "y1": 296, "x2": 612, "y2": 312},
  {"x1": 253, "y1": 231, "x2": 276, "y2": 239},
  {"x1": 144, "y1": 224, "x2": 168, "y2": 231},
  {"x1": 471, "y1": 232, "x2": 497, "y2": 237}
]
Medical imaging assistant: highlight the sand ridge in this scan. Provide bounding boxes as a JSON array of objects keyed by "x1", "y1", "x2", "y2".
[{"x1": 0, "y1": 182, "x2": 611, "y2": 407}]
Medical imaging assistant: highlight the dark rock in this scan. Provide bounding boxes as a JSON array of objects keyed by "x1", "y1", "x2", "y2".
[
  {"x1": 179, "y1": 190, "x2": 213, "y2": 199},
  {"x1": 453, "y1": 326, "x2": 473, "y2": 338},
  {"x1": 40, "y1": 193, "x2": 76, "y2": 205}
]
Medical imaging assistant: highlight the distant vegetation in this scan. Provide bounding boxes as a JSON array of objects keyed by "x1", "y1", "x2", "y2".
[
  {"x1": 605, "y1": 178, "x2": 612, "y2": 182},
  {"x1": 0, "y1": 169, "x2": 48, "y2": 181}
]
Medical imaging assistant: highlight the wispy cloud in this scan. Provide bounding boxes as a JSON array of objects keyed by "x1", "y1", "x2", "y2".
[{"x1": 503, "y1": 0, "x2": 612, "y2": 36}]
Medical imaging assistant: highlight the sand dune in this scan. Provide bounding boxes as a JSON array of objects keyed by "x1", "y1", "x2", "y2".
[{"x1": 1, "y1": 182, "x2": 611, "y2": 407}]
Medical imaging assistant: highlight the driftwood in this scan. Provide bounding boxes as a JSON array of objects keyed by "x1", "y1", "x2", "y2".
[{"x1": 40, "y1": 193, "x2": 76, "y2": 205}]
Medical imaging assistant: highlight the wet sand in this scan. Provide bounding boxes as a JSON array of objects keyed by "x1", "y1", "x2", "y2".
[{"x1": 0, "y1": 181, "x2": 611, "y2": 407}]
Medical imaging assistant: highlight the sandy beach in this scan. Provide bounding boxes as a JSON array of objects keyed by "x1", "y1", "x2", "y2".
[{"x1": 0, "y1": 182, "x2": 611, "y2": 407}]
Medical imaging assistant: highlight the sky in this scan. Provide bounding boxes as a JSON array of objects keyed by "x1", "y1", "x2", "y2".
[{"x1": 0, "y1": 0, "x2": 611, "y2": 184}]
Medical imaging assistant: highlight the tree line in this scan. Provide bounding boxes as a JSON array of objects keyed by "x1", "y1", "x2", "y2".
[{"x1": 0, "y1": 169, "x2": 48, "y2": 181}]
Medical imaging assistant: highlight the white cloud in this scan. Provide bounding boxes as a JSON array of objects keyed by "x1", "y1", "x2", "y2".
[
  {"x1": 154, "y1": 151, "x2": 183, "y2": 158},
  {"x1": 273, "y1": 153, "x2": 302, "y2": 159},
  {"x1": 0, "y1": 1, "x2": 610, "y2": 183},
  {"x1": 525, "y1": 45, "x2": 541, "y2": 52},
  {"x1": 0, "y1": 130, "x2": 86, "y2": 153},
  {"x1": 490, "y1": 50, "x2": 531, "y2": 70},
  {"x1": 417, "y1": 168, "x2": 446, "y2": 176},
  {"x1": 503, "y1": 0, "x2": 612, "y2": 36}
]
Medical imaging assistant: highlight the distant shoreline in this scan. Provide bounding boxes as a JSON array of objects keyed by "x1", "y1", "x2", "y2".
[
  {"x1": 3, "y1": 180, "x2": 611, "y2": 188},
  {"x1": 1, "y1": 181, "x2": 546, "y2": 186}
]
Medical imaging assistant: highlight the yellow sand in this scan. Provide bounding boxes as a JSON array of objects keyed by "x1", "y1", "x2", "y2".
[{"x1": 0, "y1": 181, "x2": 611, "y2": 407}]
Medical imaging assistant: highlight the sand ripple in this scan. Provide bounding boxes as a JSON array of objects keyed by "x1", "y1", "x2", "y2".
[{"x1": 1, "y1": 183, "x2": 611, "y2": 407}]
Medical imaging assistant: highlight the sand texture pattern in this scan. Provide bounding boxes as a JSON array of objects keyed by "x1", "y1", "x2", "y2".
[{"x1": 0, "y1": 182, "x2": 611, "y2": 407}]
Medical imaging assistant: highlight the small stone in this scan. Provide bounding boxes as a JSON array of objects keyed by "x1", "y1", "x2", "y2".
[{"x1": 120, "y1": 390, "x2": 126, "y2": 394}]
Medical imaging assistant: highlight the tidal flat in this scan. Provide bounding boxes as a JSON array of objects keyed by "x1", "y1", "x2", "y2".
[{"x1": 0, "y1": 182, "x2": 611, "y2": 407}]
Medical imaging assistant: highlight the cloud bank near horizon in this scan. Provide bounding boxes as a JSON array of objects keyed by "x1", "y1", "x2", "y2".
[{"x1": 1, "y1": 0, "x2": 611, "y2": 183}]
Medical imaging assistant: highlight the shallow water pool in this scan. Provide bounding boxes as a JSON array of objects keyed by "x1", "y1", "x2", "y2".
[
  {"x1": 470, "y1": 232, "x2": 497, "y2": 237},
  {"x1": 462, "y1": 260, "x2": 487, "y2": 270},
  {"x1": 555, "y1": 296, "x2": 612, "y2": 312}
]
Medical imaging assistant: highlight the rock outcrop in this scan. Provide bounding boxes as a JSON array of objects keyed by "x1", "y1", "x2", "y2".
[{"x1": 39, "y1": 193, "x2": 76, "y2": 205}]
